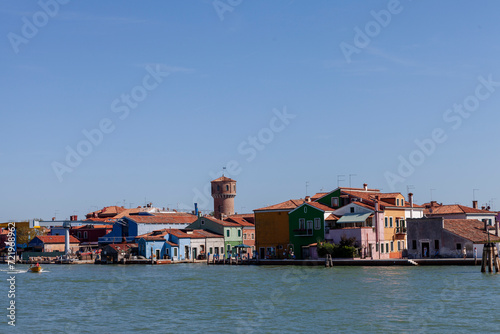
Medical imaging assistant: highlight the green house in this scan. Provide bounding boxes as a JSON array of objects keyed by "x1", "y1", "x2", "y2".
[
  {"x1": 187, "y1": 216, "x2": 242, "y2": 255},
  {"x1": 288, "y1": 202, "x2": 334, "y2": 259}
]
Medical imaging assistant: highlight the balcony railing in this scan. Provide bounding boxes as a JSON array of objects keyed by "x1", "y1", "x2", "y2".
[
  {"x1": 395, "y1": 226, "x2": 407, "y2": 234},
  {"x1": 293, "y1": 229, "x2": 313, "y2": 236}
]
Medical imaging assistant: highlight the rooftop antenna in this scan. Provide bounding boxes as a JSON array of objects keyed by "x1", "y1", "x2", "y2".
[
  {"x1": 430, "y1": 189, "x2": 436, "y2": 201},
  {"x1": 305, "y1": 181, "x2": 309, "y2": 197},
  {"x1": 489, "y1": 198, "x2": 496, "y2": 210},
  {"x1": 222, "y1": 166, "x2": 226, "y2": 176},
  {"x1": 54, "y1": 210, "x2": 60, "y2": 220},
  {"x1": 473, "y1": 189, "x2": 479, "y2": 201},
  {"x1": 406, "y1": 185, "x2": 415, "y2": 194},
  {"x1": 337, "y1": 175, "x2": 345, "y2": 187},
  {"x1": 349, "y1": 174, "x2": 357, "y2": 188}
]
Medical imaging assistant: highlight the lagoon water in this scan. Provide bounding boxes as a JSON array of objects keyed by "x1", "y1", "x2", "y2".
[{"x1": 1, "y1": 263, "x2": 500, "y2": 333}]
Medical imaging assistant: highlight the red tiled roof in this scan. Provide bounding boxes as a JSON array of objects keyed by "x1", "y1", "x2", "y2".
[
  {"x1": 444, "y1": 219, "x2": 500, "y2": 243},
  {"x1": 305, "y1": 202, "x2": 335, "y2": 212},
  {"x1": 225, "y1": 217, "x2": 254, "y2": 227},
  {"x1": 254, "y1": 199, "x2": 305, "y2": 211},
  {"x1": 200, "y1": 216, "x2": 241, "y2": 227},
  {"x1": 125, "y1": 213, "x2": 198, "y2": 225},
  {"x1": 425, "y1": 204, "x2": 493, "y2": 216},
  {"x1": 84, "y1": 218, "x2": 116, "y2": 223},
  {"x1": 311, "y1": 192, "x2": 328, "y2": 201},
  {"x1": 325, "y1": 214, "x2": 340, "y2": 221},
  {"x1": 190, "y1": 229, "x2": 223, "y2": 238},
  {"x1": 227, "y1": 213, "x2": 255, "y2": 224},
  {"x1": 211, "y1": 176, "x2": 236, "y2": 183},
  {"x1": 34, "y1": 235, "x2": 80, "y2": 244}
]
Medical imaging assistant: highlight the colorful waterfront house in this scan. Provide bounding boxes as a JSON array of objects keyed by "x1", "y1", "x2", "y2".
[
  {"x1": 225, "y1": 214, "x2": 255, "y2": 257},
  {"x1": 136, "y1": 229, "x2": 171, "y2": 260},
  {"x1": 70, "y1": 224, "x2": 113, "y2": 249},
  {"x1": 254, "y1": 199, "x2": 305, "y2": 259},
  {"x1": 288, "y1": 201, "x2": 335, "y2": 259},
  {"x1": 314, "y1": 184, "x2": 424, "y2": 259},
  {"x1": 186, "y1": 229, "x2": 225, "y2": 259},
  {"x1": 326, "y1": 202, "x2": 378, "y2": 259},
  {"x1": 99, "y1": 212, "x2": 198, "y2": 245},
  {"x1": 407, "y1": 217, "x2": 500, "y2": 258},
  {"x1": 187, "y1": 216, "x2": 242, "y2": 255},
  {"x1": 28, "y1": 235, "x2": 80, "y2": 253}
]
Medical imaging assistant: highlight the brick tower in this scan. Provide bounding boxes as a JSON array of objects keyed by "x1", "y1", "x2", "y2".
[{"x1": 211, "y1": 176, "x2": 236, "y2": 219}]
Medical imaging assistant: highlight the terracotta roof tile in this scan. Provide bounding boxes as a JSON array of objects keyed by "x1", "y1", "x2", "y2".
[
  {"x1": 254, "y1": 199, "x2": 305, "y2": 211},
  {"x1": 425, "y1": 204, "x2": 493, "y2": 216},
  {"x1": 34, "y1": 235, "x2": 80, "y2": 244},
  {"x1": 125, "y1": 213, "x2": 197, "y2": 225},
  {"x1": 443, "y1": 219, "x2": 500, "y2": 243},
  {"x1": 211, "y1": 176, "x2": 236, "y2": 183}
]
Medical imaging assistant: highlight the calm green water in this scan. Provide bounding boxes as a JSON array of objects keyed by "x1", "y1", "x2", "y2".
[{"x1": 1, "y1": 264, "x2": 499, "y2": 333}]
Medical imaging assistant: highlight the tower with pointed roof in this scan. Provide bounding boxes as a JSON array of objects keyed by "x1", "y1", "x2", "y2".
[{"x1": 211, "y1": 175, "x2": 236, "y2": 219}]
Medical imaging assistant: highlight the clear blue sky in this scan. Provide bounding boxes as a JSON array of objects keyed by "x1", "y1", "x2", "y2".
[{"x1": 2, "y1": 0, "x2": 500, "y2": 221}]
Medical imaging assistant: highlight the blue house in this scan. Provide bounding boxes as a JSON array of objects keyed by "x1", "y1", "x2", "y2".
[{"x1": 99, "y1": 213, "x2": 197, "y2": 245}]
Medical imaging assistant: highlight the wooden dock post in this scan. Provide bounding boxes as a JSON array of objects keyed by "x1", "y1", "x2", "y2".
[{"x1": 481, "y1": 243, "x2": 499, "y2": 273}]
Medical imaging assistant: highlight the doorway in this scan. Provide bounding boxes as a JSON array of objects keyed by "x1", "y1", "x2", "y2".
[{"x1": 422, "y1": 242, "x2": 430, "y2": 258}]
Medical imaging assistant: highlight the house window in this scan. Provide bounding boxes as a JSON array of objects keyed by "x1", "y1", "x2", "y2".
[
  {"x1": 389, "y1": 217, "x2": 393, "y2": 228},
  {"x1": 83, "y1": 231, "x2": 88, "y2": 239},
  {"x1": 243, "y1": 233, "x2": 247, "y2": 240},
  {"x1": 332, "y1": 197, "x2": 339, "y2": 207},
  {"x1": 227, "y1": 244, "x2": 231, "y2": 252},
  {"x1": 174, "y1": 248, "x2": 178, "y2": 257},
  {"x1": 376, "y1": 243, "x2": 379, "y2": 252},
  {"x1": 380, "y1": 244, "x2": 383, "y2": 253},
  {"x1": 251, "y1": 233, "x2": 254, "y2": 239},
  {"x1": 209, "y1": 247, "x2": 213, "y2": 254},
  {"x1": 350, "y1": 207, "x2": 355, "y2": 213},
  {"x1": 400, "y1": 219, "x2": 405, "y2": 228},
  {"x1": 226, "y1": 185, "x2": 229, "y2": 191},
  {"x1": 385, "y1": 243, "x2": 389, "y2": 253},
  {"x1": 304, "y1": 207, "x2": 307, "y2": 213},
  {"x1": 412, "y1": 240, "x2": 417, "y2": 250},
  {"x1": 299, "y1": 218, "x2": 305, "y2": 230},
  {"x1": 435, "y1": 240, "x2": 440, "y2": 250},
  {"x1": 238, "y1": 230, "x2": 241, "y2": 237},
  {"x1": 390, "y1": 241, "x2": 394, "y2": 252},
  {"x1": 77, "y1": 231, "x2": 81, "y2": 238},
  {"x1": 201, "y1": 220, "x2": 205, "y2": 225},
  {"x1": 217, "y1": 185, "x2": 220, "y2": 191},
  {"x1": 220, "y1": 247, "x2": 224, "y2": 254},
  {"x1": 456, "y1": 243, "x2": 462, "y2": 250},
  {"x1": 396, "y1": 199, "x2": 399, "y2": 206},
  {"x1": 226, "y1": 230, "x2": 230, "y2": 237},
  {"x1": 397, "y1": 241, "x2": 401, "y2": 251},
  {"x1": 307, "y1": 221, "x2": 313, "y2": 234},
  {"x1": 314, "y1": 218, "x2": 321, "y2": 230},
  {"x1": 385, "y1": 217, "x2": 388, "y2": 228}
]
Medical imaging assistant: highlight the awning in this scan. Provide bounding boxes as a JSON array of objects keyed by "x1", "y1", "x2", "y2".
[{"x1": 337, "y1": 212, "x2": 372, "y2": 224}]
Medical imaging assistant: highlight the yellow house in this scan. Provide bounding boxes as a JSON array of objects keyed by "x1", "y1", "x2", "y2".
[{"x1": 254, "y1": 199, "x2": 304, "y2": 259}]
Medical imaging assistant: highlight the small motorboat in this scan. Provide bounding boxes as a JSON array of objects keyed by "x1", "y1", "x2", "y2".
[{"x1": 28, "y1": 263, "x2": 42, "y2": 273}]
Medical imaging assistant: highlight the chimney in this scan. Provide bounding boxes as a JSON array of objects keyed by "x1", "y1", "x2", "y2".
[
  {"x1": 363, "y1": 183, "x2": 368, "y2": 191},
  {"x1": 483, "y1": 219, "x2": 488, "y2": 232},
  {"x1": 305, "y1": 196, "x2": 311, "y2": 203},
  {"x1": 408, "y1": 193, "x2": 414, "y2": 208},
  {"x1": 482, "y1": 206, "x2": 486, "y2": 210},
  {"x1": 472, "y1": 200, "x2": 478, "y2": 209}
]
